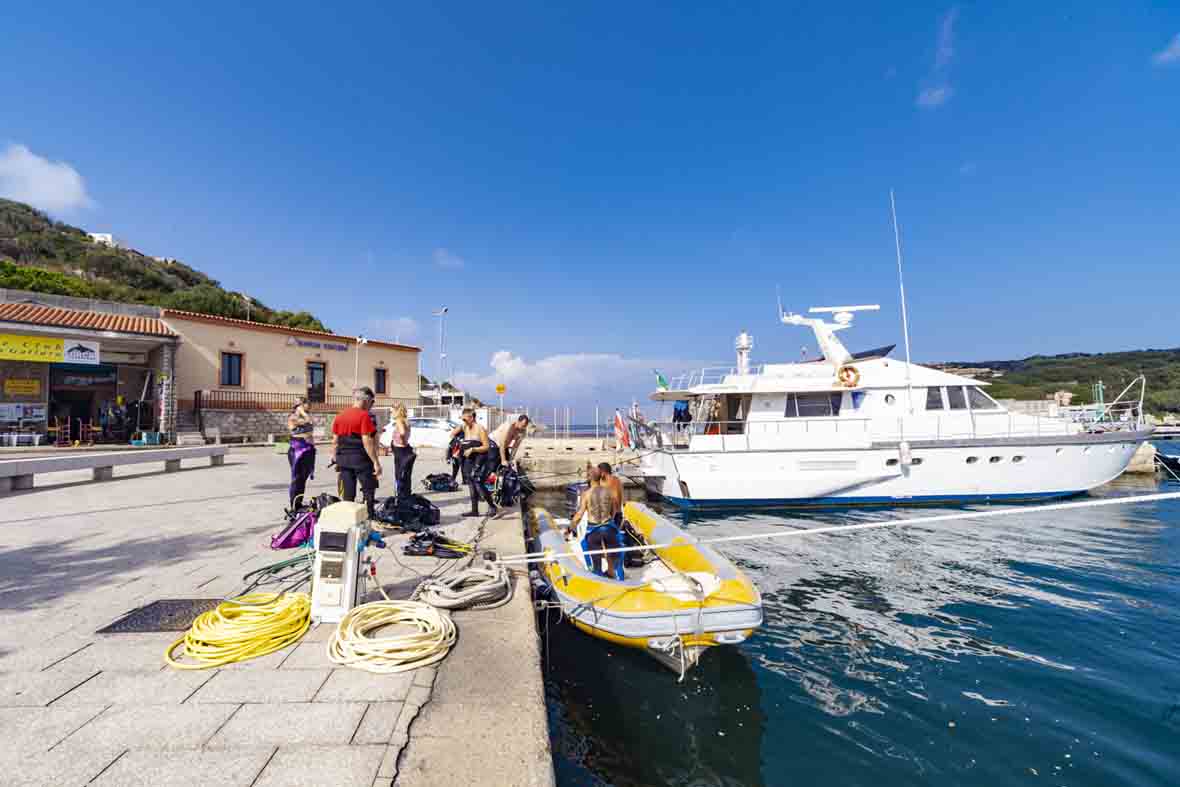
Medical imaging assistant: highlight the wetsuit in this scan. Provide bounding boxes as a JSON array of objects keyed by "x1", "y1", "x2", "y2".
[
  {"x1": 581, "y1": 486, "x2": 625, "y2": 579},
  {"x1": 287, "y1": 412, "x2": 315, "y2": 508},
  {"x1": 460, "y1": 436, "x2": 497, "y2": 514},
  {"x1": 333, "y1": 405, "x2": 378, "y2": 515},
  {"x1": 390, "y1": 420, "x2": 415, "y2": 500}
]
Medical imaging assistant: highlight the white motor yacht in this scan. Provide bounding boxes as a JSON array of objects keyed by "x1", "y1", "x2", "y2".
[{"x1": 636, "y1": 305, "x2": 1151, "y2": 509}]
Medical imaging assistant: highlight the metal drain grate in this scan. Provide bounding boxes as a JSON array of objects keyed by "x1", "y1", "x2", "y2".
[{"x1": 97, "y1": 599, "x2": 221, "y2": 634}]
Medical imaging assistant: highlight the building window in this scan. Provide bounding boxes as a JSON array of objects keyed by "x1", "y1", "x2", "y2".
[
  {"x1": 946, "y1": 386, "x2": 968, "y2": 410},
  {"x1": 374, "y1": 368, "x2": 387, "y2": 394},
  {"x1": 220, "y1": 352, "x2": 243, "y2": 386},
  {"x1": 925, "y1": 387, "x2": 944, "y2": 410},
  {"x1": 785, "y1": 392, "x2": 842, "y2": 418}
]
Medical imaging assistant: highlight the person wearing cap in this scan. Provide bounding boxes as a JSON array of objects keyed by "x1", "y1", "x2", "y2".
[{"x1": 330, "y1": 386, "x2": 382, "y2": 515}]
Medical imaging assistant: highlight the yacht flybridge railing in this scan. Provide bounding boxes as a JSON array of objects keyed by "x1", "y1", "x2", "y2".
[
  {"x1": 630, "y1": 409, "x2": 1145, "y2": 452},
  {"x1": 666, "y1": 365, "x2": 767, "y2": 389}
]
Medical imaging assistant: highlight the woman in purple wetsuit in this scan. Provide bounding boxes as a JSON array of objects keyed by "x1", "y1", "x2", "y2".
[{"x1": 287, "y1": 397, "x2": 316, "y2": 508}]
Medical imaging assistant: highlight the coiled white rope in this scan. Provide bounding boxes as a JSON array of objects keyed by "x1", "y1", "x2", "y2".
[
  {"x1": 414, "y1": 561, "x2": 513, "y2": 610},
  {"x1": 327, "y1": 601, "x2": 457, "y2": 674}
]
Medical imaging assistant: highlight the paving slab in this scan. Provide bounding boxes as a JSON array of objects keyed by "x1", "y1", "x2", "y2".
[
  {"x1": 278, "y1": 638, "x2": 336, "y2": 670},
  {"x1": 0, "y1": 745, "x2": 124, "y2": 787},
  {"x1": 314, "y1": 668, "x2": 414, "y2": 703},
  {"x1": 0, "y1": 667, "x2": 99, "y2": 707},
  {"x1": 0, "y1": 704, "x2": 108, "y2": 756},
  {"x1": 187, "y1": 667, "x2": 330, "y2": 704},
  {"x1": 252, "y1": 744, "x2": 385, "y2": 787},
  {"x1": 59, "y1": 702, "x2": 241, "y2": 751},
  {"x1": 53, "y1": 669, "x2": 213, "y2": 706},
  {"x1": 90, "y1": 746, "x2": 276, "y2": 787},
  {"x1": 206, "y1": 701, "x2": 368, "y2": 747},
  {"x1": 50, "y1": 634, "x2": 175, "y2": 673},
  {"x1": 351, "y1": 701, "x2": 402, "y2": 745}
]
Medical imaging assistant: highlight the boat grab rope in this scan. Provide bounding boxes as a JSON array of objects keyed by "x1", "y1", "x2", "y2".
[{"x1": 501, "y1": 490, "x2": 1180, "y2": 565}]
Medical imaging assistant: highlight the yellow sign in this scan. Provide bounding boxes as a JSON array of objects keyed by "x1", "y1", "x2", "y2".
[
  {"x1": 0, "y1": 334, "x2": 64, "y2": 363},
  {"x1": 495, "y1": 383, "x2": 506, "y2": 395},
  {"x1": 3, "y1": 378, "x2": 41, "y2": 396},
  {"x1": 0, "y1": 334, "x2": 100, "y2": 365}
]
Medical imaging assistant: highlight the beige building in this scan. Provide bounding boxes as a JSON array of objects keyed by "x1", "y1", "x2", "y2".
[
  {"x1": 161, "y1": 310, "x2": 419, "y2": 411},
  {"x1": 0, "y1": 288, "x2": 420, "y2": 444}
]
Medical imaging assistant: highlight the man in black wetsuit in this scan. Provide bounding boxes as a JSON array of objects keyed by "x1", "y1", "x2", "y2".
[{"x1": 330, "y1": 387, "x2": 382, "y2": 515}]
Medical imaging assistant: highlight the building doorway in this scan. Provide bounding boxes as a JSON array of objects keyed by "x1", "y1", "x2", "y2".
[{"x1": 307, "y1": 362, "x2": 326, "y2": 403}]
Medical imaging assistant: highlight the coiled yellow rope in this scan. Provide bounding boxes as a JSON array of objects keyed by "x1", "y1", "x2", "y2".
[
  {"x1": 164, "y1": 592, "x2": 311, "y2": 670},
  {"x1": 327, "y1": 601, "x2": 456, "y2": 674}
]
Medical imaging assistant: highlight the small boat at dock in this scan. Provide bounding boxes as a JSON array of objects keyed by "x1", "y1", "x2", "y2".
[{"x1": 528, "y1": 501, "x2": 763, "y2": 676}]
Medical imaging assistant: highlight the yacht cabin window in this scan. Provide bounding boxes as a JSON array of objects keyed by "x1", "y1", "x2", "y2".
[
  {"x1": 925, "y1": 387, "x2": 944, "y2": 410},
  {"x1": 946, "y1": 386, "x2": 968, "y2": 410},
  {"x1": 784, "y1": 392, "x2": 842, "y2": 418},
  {"x1": 967, "y1": 386, "x2": 1000, "y2": 410}
]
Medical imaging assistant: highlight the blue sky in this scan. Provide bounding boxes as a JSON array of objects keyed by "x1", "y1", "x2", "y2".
[{"x1": 3, "y1": 2, "x2": 1179, "y2": 417}]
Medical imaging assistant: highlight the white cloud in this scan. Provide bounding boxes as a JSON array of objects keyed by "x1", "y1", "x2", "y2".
[
  {"x1": 916, "y1": 7, "x2": 959, "y2": 109},
  {"x1": 935, "y1": 7, "x2": 959, "y2": 70},
  {"x1": 453, "y1": 350, "x2": 711, "y2": 411},
  {"x1": 1154, "y1": 33, "x2": 1180, "y2": 65},
  {"x1": 368, "y1": 316, "x2": 420, "y2": 344},
  {"x1": 433, "y1": 248, "x2": 466, "y2": 270},
  {"x1": 0, "y1": 144, "x2": 94, "y2": 213},
  {"x1": 916, "y1": 86, "x2": 954, "y2": 107}
]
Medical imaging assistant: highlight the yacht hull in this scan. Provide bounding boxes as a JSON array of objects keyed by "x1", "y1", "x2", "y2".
[{"x1": 641, "y1": 431, "x2": 1149, "y2": 510}]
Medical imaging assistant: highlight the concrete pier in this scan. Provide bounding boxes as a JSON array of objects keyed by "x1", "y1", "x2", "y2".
[{"x1": 0, "y1": 447, "x2": 553, "y2": 786}]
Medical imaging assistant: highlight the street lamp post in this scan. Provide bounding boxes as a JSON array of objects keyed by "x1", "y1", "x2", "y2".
[
  {"x1": 353, "y1": 335, "x2": 367, "y2": 390},
  {"x1": 432, "y1": 307, "x2": 448, "y2": 406}
]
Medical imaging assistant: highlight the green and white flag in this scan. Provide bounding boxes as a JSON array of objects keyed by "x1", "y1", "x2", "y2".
[{"x1": 654, "y1": 369, "x2": 669, "y2": 391}]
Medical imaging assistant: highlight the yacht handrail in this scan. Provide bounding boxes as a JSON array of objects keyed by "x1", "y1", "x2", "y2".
[
  {"x1": 628, "y1": 411, "x2": 1143, "y2": 452},
  {"x1": 666, "y1": 365, "x2": 767, "y2": 389}
]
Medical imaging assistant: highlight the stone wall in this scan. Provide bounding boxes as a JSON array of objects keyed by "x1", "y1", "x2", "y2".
[{"x1": 200, "y1": 407, "x2": 391, "y2": 441}]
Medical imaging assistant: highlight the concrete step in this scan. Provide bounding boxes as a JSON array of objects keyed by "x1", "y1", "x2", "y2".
[{"x1": 176, "y1": 431, "x2": 206, "y2": 446}]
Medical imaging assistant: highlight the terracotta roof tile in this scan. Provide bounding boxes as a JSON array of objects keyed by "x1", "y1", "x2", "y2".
[
  {"x1": 161, "y1": 309, "x2": 419, "y2": 351},
  {"x1": 0, "y1": 303, "x2": 176, "y2": 337}
]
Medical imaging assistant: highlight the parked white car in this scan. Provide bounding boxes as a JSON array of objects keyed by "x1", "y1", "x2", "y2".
[{"x1": 380, "y1": 417, "x2": 459, "y2": 450}]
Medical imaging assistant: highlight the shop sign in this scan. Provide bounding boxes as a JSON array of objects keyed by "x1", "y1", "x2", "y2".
[
  {"x1": 286, "y1": 336, "x2": 348, "y2": 352},
  {"x1": 0, "y1": 334, "x2": 101, "y2": 365},
  {"x1": 63, "y1": 341, "x2": 101, "y2": 364},
  {"x1": 3, "y1": 378, "x2": 41, "y2": 396}
]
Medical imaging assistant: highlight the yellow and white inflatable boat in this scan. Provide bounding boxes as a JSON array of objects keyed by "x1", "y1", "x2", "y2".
[{"x1": 529, "y1": 501, "x2": 762, "y2": 675}]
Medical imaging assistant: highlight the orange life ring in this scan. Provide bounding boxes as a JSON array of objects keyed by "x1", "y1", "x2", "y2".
[{"x1": 838, "y1": 365, "x2": 860, "y2": 388}]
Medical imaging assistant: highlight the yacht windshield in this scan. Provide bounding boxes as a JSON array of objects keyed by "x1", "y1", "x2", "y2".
[{"x1": 967, "y1": 386, "x2": 1000, "y2": 410}]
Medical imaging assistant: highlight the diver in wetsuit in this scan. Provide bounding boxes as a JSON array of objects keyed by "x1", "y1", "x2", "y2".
[
  {"x1": 450, "y1": 407, "x2": 497, "y2": 518},
  {"x1": 287, "y1": 397, "x2": 316, "y2": 508},
  {"x1": 330, "y1": 387, "x2": 382, "y2": 516}
]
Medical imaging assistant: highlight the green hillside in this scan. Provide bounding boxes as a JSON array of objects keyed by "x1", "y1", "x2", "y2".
[
  {"x1": 0, "y1": 198, "x2": 328, "y2": 331},
  {"x1": 943, "y1": 349, "x2": 1180, "y2": 414}
]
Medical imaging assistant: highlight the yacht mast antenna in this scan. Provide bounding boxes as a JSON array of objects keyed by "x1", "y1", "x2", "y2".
[{"x1": 890, "y1": 189, "x2": 915, "y2": 414}]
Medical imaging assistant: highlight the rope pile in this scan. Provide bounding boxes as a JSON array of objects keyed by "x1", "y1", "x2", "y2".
[
  {"x1": 414, "y1": 561, "x2": 513, "y2": 610},
  {"x1": 165, "y1": 592, "x2": 310, "y2": 670},
  {"x1": 327, "y1": 601, "x2": 457, "y2": 674}
]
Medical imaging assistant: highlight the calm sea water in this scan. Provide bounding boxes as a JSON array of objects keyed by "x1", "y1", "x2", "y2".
[{"x1": 536, "y1": 445, "x2": 1180, "y2": 787}]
